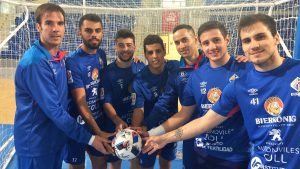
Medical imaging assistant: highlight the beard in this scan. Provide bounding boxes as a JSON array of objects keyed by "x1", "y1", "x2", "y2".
[
  {"x1": 82, "y1": 38, "x2": 102, "y2": 50},
  {"x1": 117, "y1": 51, "x2": 134, "y2": 62}
]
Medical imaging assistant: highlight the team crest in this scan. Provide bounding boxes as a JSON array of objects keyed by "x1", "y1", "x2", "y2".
[
  {"x1": 264, "y1": 96, "x2": 284, "y2": 116},
  {"x1": 207, "y1": 88, "x2": 222, "y2": 104},
  {"x1": 91, "y1": 68, "x2": 99, "y2": 81},
  {"x1": 229, "y1": 74, "x2": 239, "y2": 82},
  {"x1": 67, "y1": 70, "x2": 73, "y2": 83},
  {"x1": 290, "y1": 77, "x2": 300, "y2": 96}
]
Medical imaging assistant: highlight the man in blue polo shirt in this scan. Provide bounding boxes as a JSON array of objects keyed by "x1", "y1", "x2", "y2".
[
  {"x1": 64, "y1": 14, "x2": 111, "y2": 169},
  {"x1": 132, "y1": 34, "x2": 179, "y2": 169},
  {"x1": 102, "y1": 29, "x2": 145, "y2": 169},
  {"x1": 142, "y1": 24, "x2": 206, "y2": 169},
  {"x1": 144, "y1": 14, "x2": 300, "y2": 169}
]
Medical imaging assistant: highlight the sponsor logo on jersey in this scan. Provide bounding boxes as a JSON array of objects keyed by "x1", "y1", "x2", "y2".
[
  {"x1": 76, "y1": 115, "x2": 85, "y2": 125},
  {"x1": 269, "y1": 128, "x2": 282, "y2": 142},
  {"x1": 195, "y1": 138, "x2": 207, "y2": 148},
  {"x1": 255, "y1": 115, "x2": 296, "y2": 124},
  {"x1": 229, "y1": 74, "x2": 239, "y2": 82},
  {"x1": 264, "y1": 96, "x2": 284, "y2": 116},
  {"x1": 256, "y1": 96, "x2": 297, "y2": 125},
  {"x1": 122, "y1": 96, "x2": 132, "y2": 103},
  {"x1": 85, "y1": 79, "x2": 100, "y2": 89},
  {"x1": 87, "y1": 66, "x2": 91, "y2": 71},
  {"x1": 91, "y1": 68, "x2": 99, "y2": 81},
  {"x1": 207, "y1": 88, "x2": 222, "y2": 104},
  {"x1": 99, "y1": 57, "x2": 104, "y2": 69},
  {"x1": 92, "y1": 87, "x2": 98, "y2": 96},
  {"x1": 248, "y1": 88, "x2": 258, "y2": 96},
  {"x1": 201, "y1": 104, "x2": 213, "y2": 109},
  {"x1": 150, "y1": 86, "x2": 159, "y2": 98},
  {"x1": 290, "y1": 77, "x2": 300, "y2": 96},
  {"x1": 180, "y1": 71, "x2": 187, "y2": 77},
  {"x1": 200, "y1": 81, "x2": 207, "y2": 88},
  {"x1": 67, "y1": 70, "x2": 73, "y2": 83},
  {"x1": 100, "y1": 87, "x2": 104, "y2": 100},
  {"x1": 117, "y1": 79, "x2": 124, "y2": 89},
  {"x1": 251, "y1": 157, "x2": 263, "y2": 169},
  {"x1": 131, "y1": 93, "x2": 136, "y2": 106}
]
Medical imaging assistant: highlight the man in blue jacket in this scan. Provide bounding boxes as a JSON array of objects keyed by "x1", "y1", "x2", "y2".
[{"x1": 14, "y1": 3, "x2": 113, "y2": 169}]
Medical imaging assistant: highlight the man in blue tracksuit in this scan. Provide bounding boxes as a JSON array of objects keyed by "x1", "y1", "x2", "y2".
[
  {"x1": 132, "y1": 35, "x2": 179, "y2": 169},
  {"x1": 14, "y1": 3, "x2": 112, "y2": 169}
]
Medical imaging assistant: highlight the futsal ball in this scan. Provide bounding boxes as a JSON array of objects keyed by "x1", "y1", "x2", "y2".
[{"x1": 112, "y1": 128, "x2": 142, "y2": 160}]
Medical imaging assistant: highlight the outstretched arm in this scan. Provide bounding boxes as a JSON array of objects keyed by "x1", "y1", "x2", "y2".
[
  {"x1": 146, "y1": 105, "x2": 195, "y2": 137},
  {"x1": 144, "y1": 109, "x2": 228, "y2": 154},
  {"x1": 162, "y1": 105, "x2": 196, "y2": 132}
]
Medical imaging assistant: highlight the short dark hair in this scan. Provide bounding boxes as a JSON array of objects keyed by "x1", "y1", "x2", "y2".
[
  {"x1": 238, "y1": 13, "x2": 277, "y2": 37},
  {"x1": 172, "y1": 24, "x2": 195, "y2": 35},
  {"x1": 143, "y1": 34, "x2": 165, "y2": 54},
  {"x1": 197, "y1": 21, "x2": 227, "y2": 40},
  {"x1": 35, "y1": 3, "x2": 65, "y2": 24},
  {"x1": 79, "y1": 14, "x2": 103, "y2": 29},
  {"x1": 115, "y1": 29, "x2": 135, "y2": 44}
]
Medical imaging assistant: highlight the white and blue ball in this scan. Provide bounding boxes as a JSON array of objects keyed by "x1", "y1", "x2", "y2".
[{"x1": 112, "y1": 128, "x2": 142, "y2": 160}]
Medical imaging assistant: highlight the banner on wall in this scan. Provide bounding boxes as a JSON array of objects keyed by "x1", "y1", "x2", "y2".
[{"x1": 162, "y1": 11, "x2": 180, "y2": 33}]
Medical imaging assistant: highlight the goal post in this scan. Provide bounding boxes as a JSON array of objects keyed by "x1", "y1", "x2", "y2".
[{"x1": 294, "y1": 5, "x2": 300, "y2": 60}]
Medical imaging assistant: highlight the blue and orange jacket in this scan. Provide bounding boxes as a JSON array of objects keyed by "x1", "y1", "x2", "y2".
[{"x1": 14, "y1": 40, "x2": 92, "y2": 157}]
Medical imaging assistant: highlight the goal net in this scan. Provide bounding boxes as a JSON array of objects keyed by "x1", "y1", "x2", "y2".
[{"x1": 0, "y1": 0, "x2": 299, "y2": 168}]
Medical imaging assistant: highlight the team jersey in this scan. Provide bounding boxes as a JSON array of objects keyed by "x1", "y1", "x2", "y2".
[
  {"x1": 144, "y1": 50, "x2": 207, "y2": 128},
  {"x1": 182, "y1": 56, "x2": 252, "y2": 162},
  {"x1": 102, "y1": 61, "x2": 145, "y2": 131},
  {"x1": 132, "y1": 60, "x2": 180, "y2": 124},
  {"x1": 213, "y1": 57, "x2": 300, "y2": 169},
  {"x1": 66, "y1": 48, "x2": 107, "y2": 121},
  {"x1": 14, "y1": 40, "x2": 92, "y2": 157}
]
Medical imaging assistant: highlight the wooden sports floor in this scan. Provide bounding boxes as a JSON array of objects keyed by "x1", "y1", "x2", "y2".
[{"x1": 0, "y1": 79, "x2": 15, "y2": 124}]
